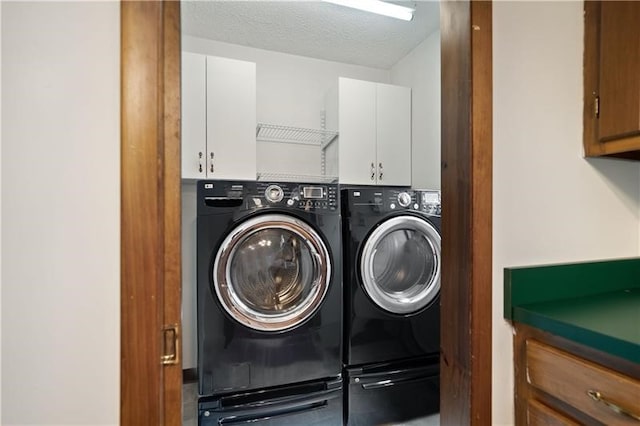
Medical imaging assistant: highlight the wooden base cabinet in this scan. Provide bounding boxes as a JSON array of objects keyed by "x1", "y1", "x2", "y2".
[{"x1": 514, "y1": 324, "x2": 640, "y2": 425}]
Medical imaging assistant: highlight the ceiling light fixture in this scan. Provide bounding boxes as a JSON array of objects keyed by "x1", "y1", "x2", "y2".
[{"x1": 323, "y1": 0, "x2": 415, "y2": 22}]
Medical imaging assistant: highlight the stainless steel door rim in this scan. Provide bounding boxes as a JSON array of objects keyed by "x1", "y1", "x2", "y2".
[
  {"x1": 213, "y1": 213, "x2": 330, "y2": 331},
  {"x1": 360, "y1": 215, "x2": 441, "y2": 315}
]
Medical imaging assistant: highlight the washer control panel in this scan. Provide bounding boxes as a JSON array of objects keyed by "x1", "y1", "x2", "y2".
[
  {"x1": 199, "y1": 181, "x2": 338, "y2": 212},
  {"x1": 258, "y1": 183, "x2": 338, "y2": 211}
]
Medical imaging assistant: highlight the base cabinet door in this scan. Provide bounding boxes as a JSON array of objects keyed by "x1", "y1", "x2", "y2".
[{"x1": 514, "y1": 324, "x2": 640, "y2": 426}]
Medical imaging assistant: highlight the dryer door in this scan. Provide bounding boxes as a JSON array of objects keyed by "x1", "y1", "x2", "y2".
[
  {"x1": 360, "y1": 215, "x2": 440, "y2": 315},
  {"x1": 213, "y1": 214, "x2": 331, "y2": 331}
]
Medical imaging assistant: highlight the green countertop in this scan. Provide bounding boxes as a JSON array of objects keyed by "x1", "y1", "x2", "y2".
[{"x1": 504, "y1": 258, "x2": 640, "y2": 364}]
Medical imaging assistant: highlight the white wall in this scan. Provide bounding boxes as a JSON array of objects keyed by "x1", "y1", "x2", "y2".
[
  {"x1": 493, "y1": 2, "x2": 640, "y2": 424},
  {"x1": 1, "y1": 2, "x2": 120, "y2": 424},
  {"x1": 391, "y1": 30, "x2": 441, "y2": 190},
  {"x1": 182, "y1": 182, "x2": 198, "y2": 370}
]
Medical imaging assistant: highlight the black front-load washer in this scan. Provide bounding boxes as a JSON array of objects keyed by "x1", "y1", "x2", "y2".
[
  {"x1": 341, "y1": 186, "x2": 441, "y2": 367},
  {"x1": 196, "y1": 180, "x2": 342, "y2": 400}
]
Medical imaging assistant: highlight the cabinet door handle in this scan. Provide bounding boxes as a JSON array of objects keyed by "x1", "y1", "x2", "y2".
[
  {"x1": 587, "y1": 390, "x2": 640, "y2": 421},
  {"x1": 198, "y1": 152, "x2": 203, "y2": 173},
  {"x1": 209, "y1": 152, "x2": 214, "y2": 174},
  {"x1": 378, "y1": 162, "x2": 383, "y2": 181},
  {"x1": 370, "y1": 162, "x2": 375, "y2": 181}
]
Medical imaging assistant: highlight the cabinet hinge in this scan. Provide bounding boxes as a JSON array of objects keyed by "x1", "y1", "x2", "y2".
[
  {"x1": 594, "y1": 95, "x2": 600, "y2": 118},
  {"x1": 161, "y1": 324, "x2": 180, "y2": 365}
]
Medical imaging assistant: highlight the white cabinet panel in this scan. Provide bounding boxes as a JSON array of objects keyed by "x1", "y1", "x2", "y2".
[
  {"x1": 181, "y1": 53, "x2": 257, "y2": 180},
  {"x1": 338, "y1": 78, "x2": 377, "y2": 185},
  {"x1": 336, "y1": 77, "x2": 411, "y2": 186},
  {"x1": 181, "y1": 52, "x2": 207, "y2": 179},
  {"x1": 206, "y1": 56, "x2": 256, "y2": 181},
  {"x1": 376, "y1": 83, "x2": 411, "y2": 186}
]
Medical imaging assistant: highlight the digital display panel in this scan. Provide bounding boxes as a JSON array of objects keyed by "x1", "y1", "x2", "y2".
[
  {"x1": 423, "y1": 192, "x2": 440, "y2": 204},
  {"x1": 303, "y1": 186, "x2": 325, "y2": 199}
]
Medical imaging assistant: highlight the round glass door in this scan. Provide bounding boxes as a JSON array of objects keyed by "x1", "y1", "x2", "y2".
[
  {"x1": 213, "y1": 214, "x2": 331, "y2": 331},
  {"x1": 360, "y1": 215, "x2": 441, "y2": 315}
]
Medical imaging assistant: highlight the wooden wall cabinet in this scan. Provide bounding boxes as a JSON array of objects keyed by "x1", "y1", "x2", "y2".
[
  {"x1": 514, "y1": 324, "x2": 640, "y2": 425},
  {"x1": 181, "y1": 52, "x2": 257, "y2": 180},
  {"x1": 584, "y1": 1, "x2": 640, "y2": 160},
  {"x1": 327, "y1": 77, "x2": 412, "y2": 186}
]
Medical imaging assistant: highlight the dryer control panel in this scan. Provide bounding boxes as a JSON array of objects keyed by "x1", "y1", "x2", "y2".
[
  {"x1": 344, "y1": 187, "x2": 441, "y2": 216},
  {"x1": 199, "y1": 180, "x2": 338, "y2": 214}
]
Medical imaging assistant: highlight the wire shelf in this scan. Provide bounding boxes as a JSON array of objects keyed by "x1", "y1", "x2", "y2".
[
  {"x1": 256, "y1": 123, "x2": 338, "y2": 148},
  {"x1": 257, "y1": 172, "x2": 338, "y2": 184}
]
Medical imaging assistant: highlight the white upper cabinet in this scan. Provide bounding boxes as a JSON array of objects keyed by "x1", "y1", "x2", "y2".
[
  {"x1": 182, "y1": 52, "x2": 207, "y2": 179},
  {"x1": 334, "y1": 77, "x2": 411, "y2": 186},
  {"x1": 181, "y1": 52, "x2": 257, "y2": 180},
  {"x1": 376, "y1": 82, "x2": 412, "y2": 186},
  {"x1": 337, "y1": 78, "x2": 377, "y2": 185}
]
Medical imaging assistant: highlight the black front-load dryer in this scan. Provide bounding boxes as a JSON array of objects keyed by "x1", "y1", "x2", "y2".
[
  {"x1": 341, "y1": 186, "x2": 441, "y2": 367},
  {"x1": 196, "y1": 180, "x2": 342, "y2": 398}
]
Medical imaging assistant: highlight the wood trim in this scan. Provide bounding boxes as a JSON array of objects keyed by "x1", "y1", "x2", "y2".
[
  {"x1": 470, "y1": 1, "x2": 493, "y2": 423},
  {"x1": 121, "y1": 1, "x2": 182, "y2": 424},
  {"x1": 591, "y1": 134, "x2": 640, "y2": 158},
  {"x1": 440, "y1": 1, "x2": 473, "y2": 421},
  {"x1": 440, "y1": 0, "x2": 493, "y2": 424},
  {"x1": 161, "y1": 2, "x2": 183, "y2": 425}
]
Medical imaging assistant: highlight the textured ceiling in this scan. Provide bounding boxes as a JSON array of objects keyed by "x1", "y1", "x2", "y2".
[{"x1": 181, "y1": 1, "x2": 440, "y2": 69}]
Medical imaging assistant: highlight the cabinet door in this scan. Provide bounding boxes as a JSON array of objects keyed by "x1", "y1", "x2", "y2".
[
  {"x1": 181, "y1": 52, "x2": 207, "y2": 179},
  {"x1": 206, "y1": 56, "x2": 256, "y2": 180},
  {"x1": 376, "y1": 83, "x2": 411, "y2": 186},
  {"x1": 598, "y1": 2, "x2": 640, "y2": 143},
  {"x1": 338, "y1": 77, "x2": 377, "y2": 185},
  {"x1": 584, "y1": 1, "x2": 640, "y2": 159}
]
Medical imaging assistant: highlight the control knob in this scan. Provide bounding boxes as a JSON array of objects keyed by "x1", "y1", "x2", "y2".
[
  {"x1": 397, "y1": 192, "x2": 412, "y2": 208},
  {"x1": 265, "y1": 185, "x2": 284, "y2": 203}
]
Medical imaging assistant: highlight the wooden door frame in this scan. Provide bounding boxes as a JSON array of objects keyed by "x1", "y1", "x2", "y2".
[
  {"x1": 120, "y1": 2, "x2": 182, "y2": 424},
  {"x1": 440, "y1": 2, "x2": 493, "y2": 424},
  {"x1": 120, "y1": 0, "x2": 493, "y2": 424}
]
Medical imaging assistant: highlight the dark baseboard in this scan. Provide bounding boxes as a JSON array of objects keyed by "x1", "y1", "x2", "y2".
[{"x1": 183, "y1": 368, "x2": 198, "y2": 384}]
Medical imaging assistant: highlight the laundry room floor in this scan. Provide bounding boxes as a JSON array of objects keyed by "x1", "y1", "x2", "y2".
[{"x1": 182, "y1": 382, "x2": 440, "y2": 426}]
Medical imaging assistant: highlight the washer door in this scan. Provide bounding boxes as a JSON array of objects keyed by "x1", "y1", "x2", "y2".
[
  {"x1": 360, "y1": 215, "x2": 441, "y2": 315},
  {"x1": 213, "y1": 214, "x2": 331, "y2": 331}
]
